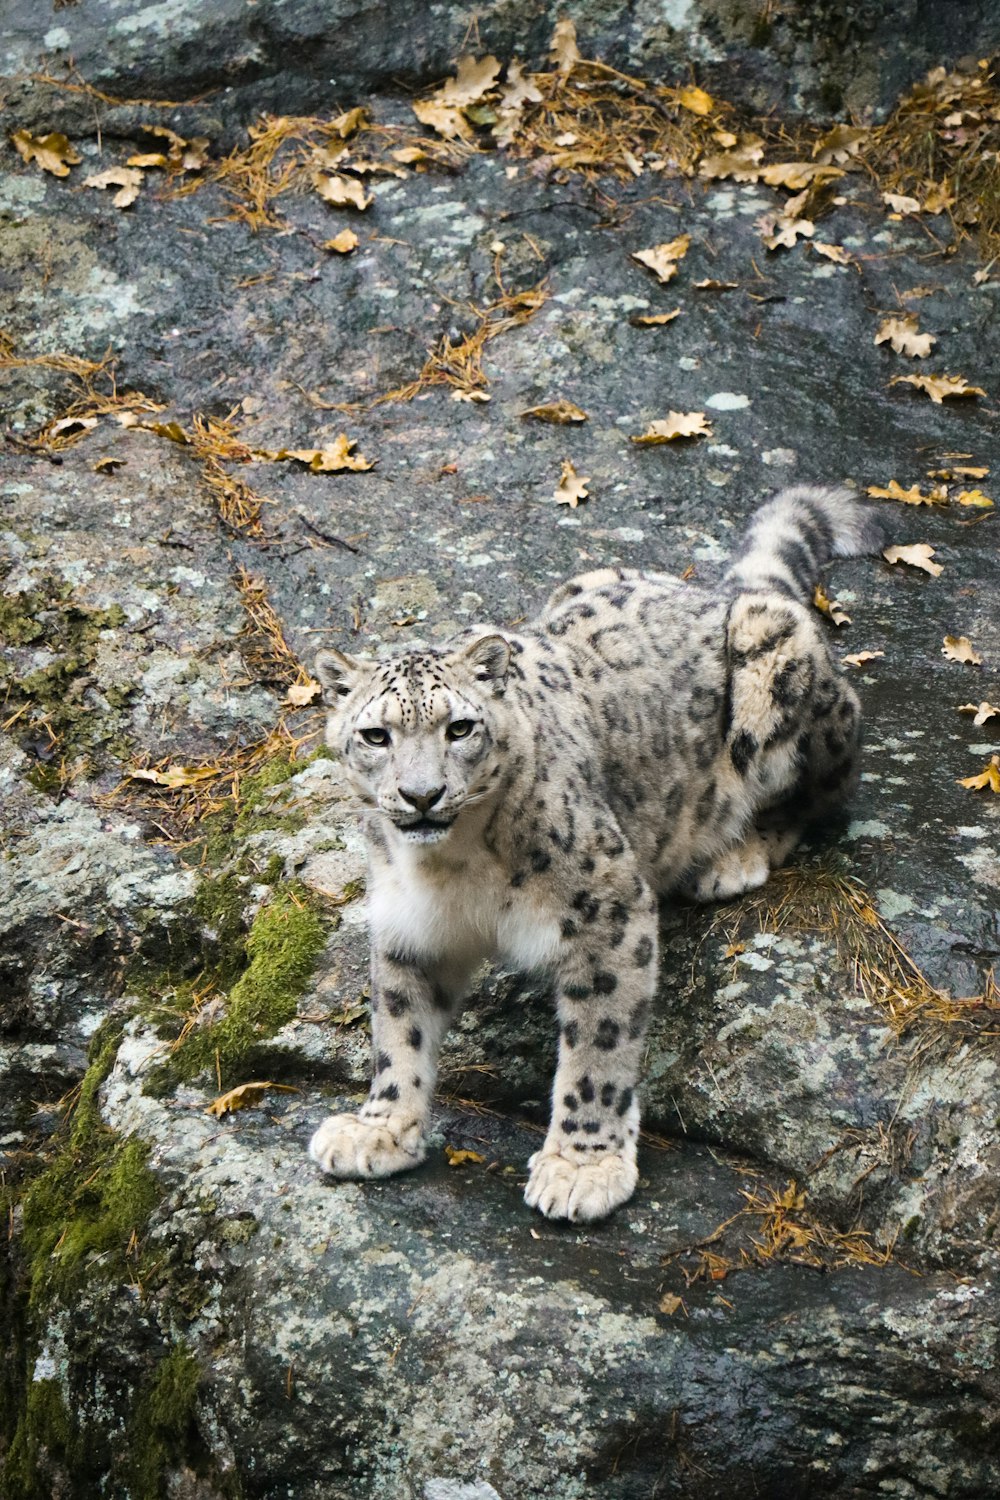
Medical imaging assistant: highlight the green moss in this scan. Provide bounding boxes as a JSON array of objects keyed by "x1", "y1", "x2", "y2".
[
  {"x1": 144, "y1": 878, "x2": 328, "y2": 1094},
  {"x1": 1, "y1": 1021, "x2": 164, "y2": 1498},
  {"x1": 20, "y1": 1021, "x2": 160, "y2": 1307},
  {"x1": 124, "y1": 1345, "x2": 204, "y2": 1500},
  {"x1": 1, "y1": 1378, "x2": 90, "y2": 1500}
]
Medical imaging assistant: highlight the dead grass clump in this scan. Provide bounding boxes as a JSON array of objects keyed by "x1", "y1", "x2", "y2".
[
  {"x1": 712, "y1": 865, "x2": 1000, "y2": 1042},
  {"x1": 665, "y1": 1177, "x2": 899, "y2": 1287},
  {"x1": 234, "y1": 564, "x2": 312, "y2": 690},
  {"x1": 376, "y1": 278, "x2": 549, "y2": 403},
  {"x1": 864, "y1": 58, "x2": 1000, "y2": 258},
  {"x1": 0, "y1": 337, "x2": 164, "y2": 450}
]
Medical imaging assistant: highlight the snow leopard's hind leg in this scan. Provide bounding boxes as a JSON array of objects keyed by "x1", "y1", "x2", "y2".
[{"x1": 690, "y1": 593, "x2": 863, "y2": 903}]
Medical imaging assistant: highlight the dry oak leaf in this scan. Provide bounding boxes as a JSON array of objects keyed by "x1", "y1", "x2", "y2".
[
  {"x1": 83, "y1": 165, "x2": 145, "y2": 208},
  {"x1": 698, "y1": 141, "x2": 764, "y2": 181},
  {"x1": 631, "y1": 235, "x2": 691, "y2": 284},
  {"x1": 331, "y1": 106, "x2": 368, "y2": 138},
  {"x1": 883, "y1": 543, "x2": 943, "y2": 576},
  {"x1": 285, "y1": 680, "x2": 322, "y2": 706},
  {"x1": 206, "y1": 1081, "x2": 298, "y2": 1117},
  {"x1": 882, "y1": 191, "x2": 922, "y2": 214},
  {"x1": 957, "y1": 756, "x2": 1000, "y2": 794},
  {"x1": 889, "y1": 373, "x2": 985, "y2": 403},
  {"x1": 550, "y1": 16, "x2": 581, "y2": 73},
  {"x1": 929, "y1": 465, "x2": 988, "y2": 480},
  {"x1": 451, "y1": 389, "x2": 491, "y2": 403},
  {"x1": 812, "y1": 242, "x2": 853, "y2": 265},
  {"x1": 312, "y1": 171, "x2": 371, "y2": 210},
  {"x1": 762, "y1": 216, "x2": 814, "y2": 251},
  {"x1": 433, "y1": 54, "x2": 502, "y2": 107},
  {"x1": 658, "y1": 1293, "x2": 685, "y2": 1316},
  {"x1": 866, "y1": 480, "x2": 946, "y2": 506},
  {"x1": 958, "y1": 701, "x2": 999, "y2": 727},
  {"x1": 813, "y1": 124, "x2": 869, "y2": 164},
  {"x1": 554, "y1": 460, "x2": 590, "y2": 508},
  {"x1": 632, "y1": 412, "x2": 712, "y2": 443},
  {"x1": 942, "y1": 635, "x2": 983, "y2": 665},
  {"x1": 843, "y1": 650, "x2": 885, "y2": 668},
  {"x1": 758, "y1": 162, "x2": 844, "y2": 191},
  {"x1": 813, "y1": 583, "x2": 851, "y2": 627},
  {"x1": 630, "y1": 309, "x2": 681, "y2": 326},
  {"x1": 10, "y1": 128, "x2": 80, "y2": 177},
  {"x1": 324, "y1": 228, "x2": 359, "y2": 254},
  {"x1": 956, "y1": 488, "x2": 994, "y2": 508},
  {"x1": 677, "y1": 85, "x2": 714, "y2": 116},
  {"x1": 498, "y1": 59, "x2": 543, "y2": 114},
  {"x1": 93, "y1": 455, "x2": 126, "y2": 474},
  {"x1": 49, "y1": 416, "x2": 99, "y2": 439},
  {"x1": 521, "y1": 400, "x2": 588, "y2": 424},
  {"x1": 127, "y1": 763, "x2": 219, "y2": 789},
  {"x1": 444, "y1": 1146, "x2": 487, "y2": 1167},
  {"x1": 922, "y1": 182, "x2": 956, "y2": 215},
  {"x1": 271, "y1": 436, "x2": 375, "y2": 472},
  {"x1": 874, "y1": 314, "x2": 936, "y2": 359},
  {"x1": 411, "y1": 98, "x2": 474, "y2": 141}
]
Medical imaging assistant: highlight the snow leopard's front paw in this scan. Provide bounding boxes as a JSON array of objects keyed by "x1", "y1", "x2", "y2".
[
  {"x1": 524, "y1": 1147, "x2": 638, "y2": 1223},
  {"x1": 309, "y1": 1112, "x2": 426, "y2": 1180}
]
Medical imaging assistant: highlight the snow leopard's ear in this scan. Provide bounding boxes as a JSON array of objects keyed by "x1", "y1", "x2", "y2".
[
  {"x1": 314, "y1": 648, "x2": 363, "y2": 705},
  {"x1": 454, "y1": 634, "x2": 512, "y2": 691}
]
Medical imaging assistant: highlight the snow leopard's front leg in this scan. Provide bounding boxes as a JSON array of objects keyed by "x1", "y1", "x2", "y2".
[
  {"x1": 525, "y1": 879, "x2": 658, "y2": 1223},
  {"x1": 309, "y1": 946, "x2": 464, "y2": 1181}
]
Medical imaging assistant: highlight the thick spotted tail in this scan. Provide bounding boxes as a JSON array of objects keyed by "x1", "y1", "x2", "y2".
[{"x1": 724, "y1": 486, "x2": 884, "y2": 601}]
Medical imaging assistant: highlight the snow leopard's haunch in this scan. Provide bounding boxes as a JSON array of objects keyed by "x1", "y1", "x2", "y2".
[{"x1": 309, "y1": 486, "x2": 880, "y2": 1222}]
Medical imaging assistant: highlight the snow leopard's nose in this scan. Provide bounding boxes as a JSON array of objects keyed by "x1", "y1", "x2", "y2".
[{"x1": 398, "y1": 784, "x2": 446, "y2": 813}]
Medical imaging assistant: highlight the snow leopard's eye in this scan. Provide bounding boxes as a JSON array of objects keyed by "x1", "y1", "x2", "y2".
[
  {"x1": 359, "y1": 727, "x2": 390, "y2": 747},
  {"x1": 446, "y1": 719, "x2": 475, "y2": 741}
]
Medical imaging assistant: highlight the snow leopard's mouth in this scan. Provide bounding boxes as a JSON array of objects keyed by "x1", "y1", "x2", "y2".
[{"x1": 393, "y1": 815, "x2": 456, "y2": 842}]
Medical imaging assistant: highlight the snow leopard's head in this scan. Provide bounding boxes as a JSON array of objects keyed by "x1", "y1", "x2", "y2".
[{"x1": 315, "y1": 634, "x2": 513, "y2": 846}]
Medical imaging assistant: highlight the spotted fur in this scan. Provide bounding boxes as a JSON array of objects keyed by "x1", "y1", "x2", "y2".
[{"x1": 309, "y1": 486, "x2": 881, "y2": 1222}]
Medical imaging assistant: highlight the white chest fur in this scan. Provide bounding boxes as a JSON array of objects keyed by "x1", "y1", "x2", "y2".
[{"x1": 367, "y1": 837, "x2": 562, "y2": 973}]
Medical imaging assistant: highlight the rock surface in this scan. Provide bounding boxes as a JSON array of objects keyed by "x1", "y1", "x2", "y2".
[{"x1": 2, "y1": 3, "x2": 1000, "y2": 1497}]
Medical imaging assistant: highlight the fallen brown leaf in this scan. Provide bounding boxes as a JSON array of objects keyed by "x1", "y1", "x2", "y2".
[
  {"x1": 957, "y1": 756, "x2": 1000, "y2": 793},
  {"x1": 444, "y1": 1145, "x2": 487, "y2": 1167},
  {"x1": 285, "y1": 680, "x2": 321, "y2": 706},
  {"x1": 128, "y1": 764, "x2": 220, "y2": 789},
  {"x1": 206, "y1": 1080, "x2": 298, "y2": 1117},
  {"x1": 83, "y1": 165, "x2": 145, "y2": 209},
  {"x1": 312, "y1": 171, "x2": 371, "y2": 210},
  {"x1": 433, "y1": 54, "x2": 501, "y2": 107},
  {"x1": 554, "y1": 460, "x2": 590, "y2": 508},
  {"x1": 883, "y1": 191, "x2": 922, "y2": 214},
  {"x1": 942, "y1": 634, "x2": 982, "y2": 665},
  {"x1": 550, "y1": 16, "x2": 581, "y2": 73},
  {"x1": 630, "y1": 309, "x2": 681, "y2": 327},
  {"x1": 10, "y1": 128, "x2": 80, "y2": 177},
  {"x1": 631, "y1": 412, "x2": 712, "y2": 443},
  {"x1": 677, "y1": 86, "x2": 714, "y2": 116},
  {"x1": 842, "y1": 650, "x2": 885, "y2": 668},
  {"x1": 889, "y1": 373, "x2": 985, "y2": 403},
  {"x1": 520, "y1": 400, "x2": 588, "y2": 424},
  {"x1": 883, "y1": 543, "x2": 943, "y2": 576},
  {"x1": 812, "y1": 242, "x2": 853, "y2": 265},
  {"x1": 866, "y1": 480, "x2": 947, "y2": 506},
  {"x1": 411, "y1": 99, "x2": 474, "y2": 141},
  {"x1": 955, "y1": 488, "x2": 994, "y2": 508},
  {"x1": 324, "y1": 228, "x2": 359, "y2": 254},
  {"x1": 658, "y1": 1292, "x2": 685, "y2": 1315},
  {"x1": 761, "y1": 215, "x2": 815, "y2": 251},
  {"x1": 269, "y1": 435, "x2": 375, "y2": 472},
  {"x1": 958, "y1": 701, "x2": 999, "y2": 727},
  {"x1": 874, "y1": 313, "x2": 936, "y2": 359},
  {"x1": 813, "y1": 125, "x2": 869, "y2": 164},
  {"x1": 813, "y1": 583, "x2": 851, "y2": 627},
  {"x1": 631, "y1": 235, "x2": 691, "y2": 284},
  {"x1": 698, "y1": 140, "x2": 764, "y2": 181}
]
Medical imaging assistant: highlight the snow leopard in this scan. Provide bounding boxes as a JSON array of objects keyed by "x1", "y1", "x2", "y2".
[{"x1": 309, "y1": 486, "x2": 881, "y2": 1222}]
